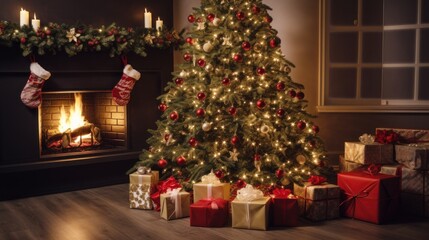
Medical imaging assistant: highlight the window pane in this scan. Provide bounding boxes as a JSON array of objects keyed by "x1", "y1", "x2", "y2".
[
  {"x1": 362, "y1": 0, "x2": 383, "y2": 26},
  {"x1": 382, "y1": 68, "x2": 414, "y2": 99},
  {"x1": 422, "y1": 0, "x2": 429, "y2": 23},
  {"x1": 329, "y1": 68, "x2": 357, "y2": 98},
  {"x1": 419, "y1": 67, "x2": 429, "y2": 100},
  {"x1": 361, "y1": 68, "x2": 382, "y2": 98},
  {"x1": 384, "y1": 0, "x2": 418, "y2": 25},
  {"x1": 421, "y1": 29, "x2": 429, "y2": 63},
  {"x1": 329, "y1": 0, "x2": 358, "y2": 26},
  {"x1": 362, "y1": 32, "x2": 382, "y2": 63},
  {"x1": 330, "y1": 32, "x2": 358, "y2": 63},
  {"x1": 383, "y1": 30, "x2": 416, "y2": 63}
]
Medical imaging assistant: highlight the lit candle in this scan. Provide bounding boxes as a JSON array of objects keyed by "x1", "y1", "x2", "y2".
[
  {"x1": 32, "y1": 13, "x2": 40, "y2": 32},
  {"x1": 20, "y1": 8, "x2": 29, "y2": 27},
  {"x1": 156, "y1": 17, "x2": 163, "y2": 31},
  {"x1": 144, "y1": 8, "x2": 152, "y2": 29}
]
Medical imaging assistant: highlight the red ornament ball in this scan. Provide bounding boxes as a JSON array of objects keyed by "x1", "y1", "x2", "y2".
[
  {"x1": 296, "y1": 120, "x2": 306, "y2": 130},
  {"x1": 207, "y1": 13, "x2": 215, "y2": 22},
  {"x1": 189, "y1": 137, "x2": 198, "y2": 147},
  {"x1": 20, "y1": 37, "x2": 26, "y2": 44},
  {"x1": 196, "y1": 108, "x2": 205, "y2": 117},
  {"x1": 158, "y1": 103, "x2": 168, "y2": 112},
  {"x1": 256, "y1": 67, "x2": 266, "y2": 75},
  {"x1": 275, "y1": 169, "x2": 284, "y2": 179},
  {"x1": 254, "y1": 154, "x2": 261, "y2": 161},
  {"x1": 231, "y1": 135, "x2": 239, "y2": 145},
  {"x1": 242, "y1": 41, "x2": 251, "y2": 51},
  {"x1": 264, "y1": 15, "x2": 273, "y2": 23},
  {"x1": 312, "y1": 125, "x2": 320, "y2": 134},
  {"x1": 228, "y1": 106, "x2": 237, "y2": 115},
  {"x1": 176, "y1": 156, "x2": 186, "y2": 166},
  {"x1": 236, "y1": 179, "x2": 246, "y2": 188},
  {"x1": 252, "y1": 5, "x2": 261, "y2": 14},
  {"x1": 296, "y1": 91, "x2": 305, "y2": 100},
  {"x1": 236, "y1": 11, "x2": 245, "y2": 20},
  {"x1": 269, "y1": 37, "x2": 281, "y2": 48},
  {"x1": 222, "y1": 77, "x2": 231, "y2": 86},
  {"x1": 45, "y1": 29, "x2": 51, "y2": 35},
  {"x1": 157, "y1": 159, "x2": 168, "y2": 169},
  {"x1": 233, "y1": 54, "x2": 243, "y2": 63},
  {"x1": 175, "y1": 78, "x2": 184, "y2": 85},
  {"x1": 256, "y1": 99, "x2": 266, "y2": 109},
  {"x1": 164, "y1": 134, "x2": 170, "y2": 142},
  {"x1": 289, "y1": 89, "x2": 297, "y2": 98},
  {"x1": 183, "y1": 53, "x2": 192, "y2": 62},
  {"x1": 169, "y1": 111, "x2": 179, "y2": 121},
  {"x1": 197, "y1": 92, "x2": 206, "y2": 101},
  {"x1": 197, "y1": 58, "x2": 206, "y2": 67},
  {"x1": 215, "y1": 169, "x2": 224, "y2": 179},
  {"x1": 186, "y1": 37, "x2": 193, "y2": 44},
  {"x1": 188, "y1": 14, "x2": 196, "y2": 23},
  {"x1": 276, "y1": 108, "x2": 286, "y2": 118},
  {"x1": 276, "y1": 82, "x2": 285, "y2": 91}
]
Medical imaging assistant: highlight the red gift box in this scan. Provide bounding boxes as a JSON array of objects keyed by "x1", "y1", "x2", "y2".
[
  {"x1": 190, "y1": 198, "x2": 229, "y2": 227},
  {"x1": 338, "y1": 171, "x2": 400, "y2": 224},
  {"x1": 270, "y1": 189, "x2": 299, "y2": 227}
]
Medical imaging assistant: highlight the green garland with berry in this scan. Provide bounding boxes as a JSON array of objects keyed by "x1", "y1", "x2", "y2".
[{"x1": 0, "y1": 20, "x2": 183, "y2": 57}]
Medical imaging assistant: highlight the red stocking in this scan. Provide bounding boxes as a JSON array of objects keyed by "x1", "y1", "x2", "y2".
[
  {"x1": 112, "y1": 64, "x2": 141, "y2": 105},
  {"x1": 20, "y1": 62, "x2": 51, "y2": 108}
]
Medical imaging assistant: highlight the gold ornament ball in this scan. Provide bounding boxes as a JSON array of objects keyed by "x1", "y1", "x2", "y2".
[
  {"x1": 296, "y1": 155, "x2": 306, "y2": 165},
  {"x1": 202, "y1": 122, "x2": 212, "y2": 131},
  {"x1": 203, "y1": 42, "x2": 214, "y2": 52},
  {"x1": 281, "y1": 177, "x2": 290, "y2": 186}
]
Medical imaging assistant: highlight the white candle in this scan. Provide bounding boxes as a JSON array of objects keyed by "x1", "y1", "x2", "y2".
[
  {"x1": 156, "y1": 17, "x2": 163, "y2": 31},
  {"x1": 20, "y1": 8, "x2": 29, "y2": 27},
  {"x1": 144, "y1": 8, "x2": 152, "y2": 29},
  {"x1": 32, "y1": 13, "x2": 40, "y2": 32}
]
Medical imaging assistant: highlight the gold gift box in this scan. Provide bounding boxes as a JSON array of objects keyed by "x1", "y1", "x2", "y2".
[
  {"x1": 129, "y1": 171, "x2": 159, "y2": 210},
  {"x1": 231, "y1": 197, "x2": 270, "y2": 230},
  {"x1": 344, "y1": 142, "x2": 394, "y2": 165},
  {"x1": 339, "y1": 155, "x2": 364, "y2": 173},
  {"x1": 160, "y1": 191, "x2": 190, "y2": 220},
  {"x1": 193, "y1": 182, "x2": 230, "y2": 203},
  {"x1": 395, "y1": 144, "x2": 429, "y2": 170}
]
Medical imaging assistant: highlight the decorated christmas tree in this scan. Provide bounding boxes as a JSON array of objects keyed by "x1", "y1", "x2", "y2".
[{"x1": 131, "y1": 0, "x2": 328, "y2": 189}]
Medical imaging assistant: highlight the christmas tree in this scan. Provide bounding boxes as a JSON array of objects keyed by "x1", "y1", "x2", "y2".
[{"x1": 131, "y1": 0, "x2": 328, "y2": 189}]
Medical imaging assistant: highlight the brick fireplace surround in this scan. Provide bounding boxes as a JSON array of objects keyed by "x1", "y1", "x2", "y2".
[{"x1": 0, "y1": 0, "x2": 173, "y2": 200}]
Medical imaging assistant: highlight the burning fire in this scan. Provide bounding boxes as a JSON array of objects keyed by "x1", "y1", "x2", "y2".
[{"x1": 59, "y1": 93, "x2": 86, "y2": 133}]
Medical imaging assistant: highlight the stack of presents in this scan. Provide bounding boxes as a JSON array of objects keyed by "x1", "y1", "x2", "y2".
[{"x1": 128, "y1": 128, "x2": 428, "y2": 230}]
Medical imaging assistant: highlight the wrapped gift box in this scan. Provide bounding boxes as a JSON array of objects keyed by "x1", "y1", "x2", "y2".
[
  {"x1": 190, "y1": 198, "x2": 229, "y2": 227},
  {"x1": 337, "y1": 171, "x2": 400, "y2": 224},
  {"x1": 344, "y1": 142, "x2": 394, "y2": 165},
  {"x1": 193, "y1": 171, "x2": 230, "y2": 203},
  {"x1": 160, "y1": 189, "x2": 190, "y2": 220},
  {"x1": 395, "y1": 144, "x2": 429, "y2": 170},
  {"x1": 339, "y1": 155, "x2": 364, "y2": 173},
  {"x1": 376, "y1": 128, "x2": 429, "y2": 144},
  {"x1": 293, "y1": 183, "x2": 340, "y2": 221},
  {"x1": 270, "y1": 189, "x2": 299, "y2": 227},
  {"x1": 129, "y1": 171, "x2": 159, "y2": 209}
]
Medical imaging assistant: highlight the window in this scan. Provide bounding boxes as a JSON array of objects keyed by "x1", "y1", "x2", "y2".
[{"x1": 319, "y1": 0, "x2": 429, "y2": 112}]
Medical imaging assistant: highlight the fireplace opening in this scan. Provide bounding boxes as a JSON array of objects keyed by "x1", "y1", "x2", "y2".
[{"x1": 39, "y1": 91, "x2": 127, "y2": 158}]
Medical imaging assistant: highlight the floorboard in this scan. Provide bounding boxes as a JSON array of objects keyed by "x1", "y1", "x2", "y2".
[{"x1": 1, "y1": 184, "x2": 428, "y2": 240}]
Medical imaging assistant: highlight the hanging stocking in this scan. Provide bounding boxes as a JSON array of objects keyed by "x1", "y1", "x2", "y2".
[
  {"x1": 20, "y1": 62, "x2": 51, "y2": 108},
  {"x1": 112, "y1": 64, "x2": 141, "y2": 105}
]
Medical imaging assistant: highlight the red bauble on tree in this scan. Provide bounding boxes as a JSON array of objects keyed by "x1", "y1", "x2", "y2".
[
  {"x1": 236, "y1": 179, "x2": 246, "y2": 188},
  {"x1": 175, "y1": 78, "x2": 184, "y2": 85},
  {"x1": 215, "y1": 169, "x2": 224, "y2": 179},
  {"x1": 276, "y1": 108, "x2": 286, "y2": 118},
  {"x1": 20, "y1": 37, "x2": 26, "y2": 44},
  {"x1": 312, "y1": 125, "x2": 320, "y2": 134},
  {"x1": 233, "y1": 54, "x2": 243, "y2": 63},
  {"x1": 197, "y1": 92, "x2": 206, "y2": 101},
  {"x1": 289, "y1": 89, "x2": 297, "y2": 98},
  {"x1": 242, "y1": 41, "x2": 251, "y2": 51},
  {"x1": 183, "y1": 53, "x2": 192, "y2": 62},
  {"x1": 188, "y1": 14, "x2": 196, "y2": 23},
  {"x1": 275, "y1": 169, "x2": 284, "y2": 179},
  {"x1": 236, "y1": 11, "x2": 245, "y2": 20},
  {"x1": 296, "y1": 91, "x2": 305, "y2": 100},
  {"x1": 256, "y1": 99, "x2": 266, "y2": 109},
  {"x1": 254, "y1": 154, "x2": 261, "y2": 161},
  {"x1": 252, "y1": 5, "x2": 261, "y2": 14},
  {"x1": 228, "y1": 106, "x2": 237, "y2": 116},
  {"x1": 296, "y1": 120, "x2": 306, "y2": 130},
  {"x1": 207, "y1": 13, "x2": 215, "y2": 22},
  {"x1": 158, "y1": 103, "x2": 168, "y2": 112},
  {"x1": 186, "y1": 37, "x2": 193, "y2": 44},
  {"x1": 176, "y1": 156, "x2": 186, "y2": 166},
  {"x1": 164, "y1": 134, "x2": 171, "y2": 142},
  {"x1": 197, "y1": 58, "x2": 206, "y2": 67},
  {"x1": 158, "y1": 159, "x2": 168, "y2": 169},
  {"x1": 269, "y1": 37, "x2": 281, "y2": 48},
  {"x1": 256, "y1": 67, "x2": 266, "y2": 75},
  {"x1": 231, "y1": 135, "x2": 239, "y2": 145},
  {"x1": 189, "y1": 137, "x2": 198, "y2": 147},
  {"x1": 222, "y1": 77, "x2": 231, "y2": 86},
  {"x1": 196, "y1": 108, "x2": 205, "y2": 117},
  {"x1": 170, "y1": 111, "x2": 179, "y2": 121},
  {"x1": 276, "y1": 82, "x2": 285, "y2": 91},
  {"x1": 264, "y1": 15, "x2": 273, "y2": 23}
]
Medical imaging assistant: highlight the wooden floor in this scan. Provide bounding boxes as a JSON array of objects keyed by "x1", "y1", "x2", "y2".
[{"x1": 1, "y1": 184, "x2": 428, "y2": 240}]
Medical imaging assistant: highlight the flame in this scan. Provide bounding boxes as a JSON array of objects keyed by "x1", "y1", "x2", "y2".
[{"x1": 59, "y1": 93, "x2": 86, "y2": 133}]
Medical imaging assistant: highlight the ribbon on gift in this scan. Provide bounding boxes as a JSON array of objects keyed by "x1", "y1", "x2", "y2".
[
  {"x1": 137, "y1": 166, "x2": 152, "y2": 175},
  {"x1": 307, "y1": 175, "x2": 327, "y2": 185},
  {"x1": 201, "y1": 170, "x2": 221, "y2": 199},
  {"x1": 272, "y1": 188, "x2": 292, "y2": 198},
  {"x1": 375, "y1": 129, "x2": 399, "y2": 144},
  {"x1": 365, "y1": 164, "x2": 382, "y2": 176},
  {"x1": 339, "y1": 181, "x2": 377, "y2": 218},
  {"x1": 150, "y1": 176, "x2": 181, "y2": 211},
  {"x1": 236, "y1": 184, "x2": 264, "y2": 229},
  {"x1": 166, "y1": 188, "x2": 183, "y2": 219},
  {"x1": 359, "y1": 133, "x2": 375, "y2": 144}
]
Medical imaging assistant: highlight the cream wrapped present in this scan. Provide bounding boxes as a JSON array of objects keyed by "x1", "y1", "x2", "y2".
[
  {"x1": 344, "y1": 142, "x2": 394, "y2": 165},
  {"x1": 339, "y1": 155, "x2": 364, "y2": 173},
  {"x1": 129, "y1": 169, "x2": 159, "y2": 209},
  {"x1": 395, "y1": 144, "x2": 429, "y2": 170},
  {"x1": 231, "y1": 184, "x2": 270, "y2": 230},
  {"x1": 193, "y1": 171, "x2": 230, "y2": 203},
  {"x1": 160, "y1": 188, "x2": 190, "y2": 220}
]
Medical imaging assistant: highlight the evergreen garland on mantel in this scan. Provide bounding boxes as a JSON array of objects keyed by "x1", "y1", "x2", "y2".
[{"x1": 0, "y1": 20, "x2": 183, "y2": 57}]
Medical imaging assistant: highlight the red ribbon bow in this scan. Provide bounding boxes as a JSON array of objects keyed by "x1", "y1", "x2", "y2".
[
  {"x1": 375, "y1": 129, "x2": 399, "y2": 144},
  {"x1": 150, "y1": 176, "x2": 181, "y2": 211},
  {"x1": 307, "y1": 175, "x2": 327, "y2": 185},
  {"x1": 366, "y1": 164, "x2": 381, "y2": 176},
  {"x1": 196, "y1": 198, "x2": 227, "y2": 209},
  {"x1": 272, "y1": 188, "x2": 292, "y2": 198}
]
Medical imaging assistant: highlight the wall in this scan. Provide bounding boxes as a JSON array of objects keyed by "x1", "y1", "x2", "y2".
[{"x1": 173, "y1": 0, "x2": 429, "y2": 164}]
